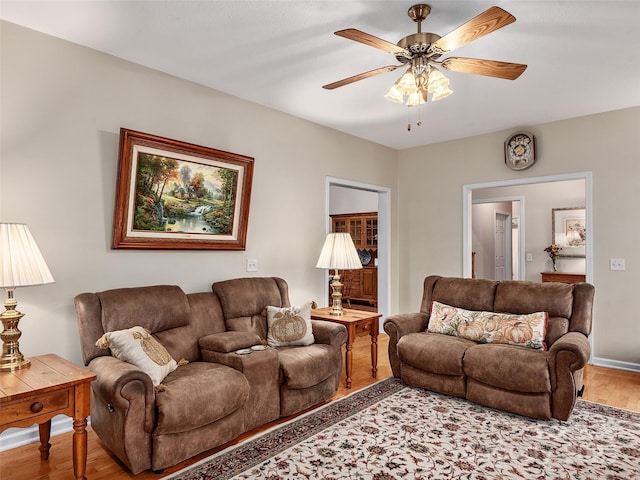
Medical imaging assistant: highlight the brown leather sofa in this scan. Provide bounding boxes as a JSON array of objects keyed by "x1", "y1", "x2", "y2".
[
  {"x1": 384, "y1": 275, "x2": 595, "y2": 421},
  {"x1": 75, "y1": 277, "x2": 346, "y2": 474}
]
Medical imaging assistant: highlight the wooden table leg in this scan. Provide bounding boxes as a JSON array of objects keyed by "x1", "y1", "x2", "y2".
[
  {"x1": 38, "y1": 420, "x2": 52, "y2": 460},
  {"x1": 73, "y1": 381, "x2": 92, "y2": 480},
  {"x1": 370, "y1": 319, "x2": 379, "y2": 378},
  {"x1": 72, "y1": 417, "x2": 89, "y2": 480},
  {"x1": 345, "y1": 324, "x2": 355, "y2": 388}
]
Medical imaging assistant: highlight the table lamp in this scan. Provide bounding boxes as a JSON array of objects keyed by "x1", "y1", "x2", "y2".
[
  {"x1": 0, "y1": 223, "x2": 54, "y2": 371},
  {"x1": 316, "y1": 232, "x2": 362, "y2": 315}
]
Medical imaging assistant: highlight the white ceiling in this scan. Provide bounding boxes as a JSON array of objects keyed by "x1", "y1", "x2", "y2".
[{"x1": 2, "y1": 1, "x2": 639, "y2": 150}]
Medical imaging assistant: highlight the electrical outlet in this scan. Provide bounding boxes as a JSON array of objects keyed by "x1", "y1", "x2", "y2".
[
  {"x1": 609, "y1": 258, "x2": 625, "y2": 271},
  {"x1": 247, "y1": 259, "x2": 258, "y2": 272},
  {"x1": 526, "y1": 253, "x2": 533, "y2": 262}
]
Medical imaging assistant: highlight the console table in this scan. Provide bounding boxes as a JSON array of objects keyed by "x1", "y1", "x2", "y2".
[
  {"x1": 311, "y1": 307, "x2": 381, "y2": 388},
  {"x1": 0, "y1": 354, "x2": 96, "y2": 480},
  {"x1": 541, "y1": 272, "x2": 586, "y2": 284}
]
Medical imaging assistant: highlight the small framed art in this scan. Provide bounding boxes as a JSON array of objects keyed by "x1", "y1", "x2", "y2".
[{"x1": 552, "y1": 207, "x2": 586, "y2": 257}]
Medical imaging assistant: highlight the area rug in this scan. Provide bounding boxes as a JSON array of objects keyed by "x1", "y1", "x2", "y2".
[{"x1": 166, "y1": 378, "x2": 640, "y2": 480}]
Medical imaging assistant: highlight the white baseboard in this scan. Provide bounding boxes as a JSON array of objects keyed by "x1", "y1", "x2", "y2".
[
  {"x1": 591, "y1": 357, "x2": 640, "y2": 373},
  {"x1": 0, "y1": 415, "x2": 84, "y2": 452}
]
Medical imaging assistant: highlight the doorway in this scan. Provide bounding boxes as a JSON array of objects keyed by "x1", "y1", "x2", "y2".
[
  {"x1": 324, "y1": 177, "x2": 391, "y2": 326},
  {"x1": 472, "y1": 197, "x2": 523, "y2": 280},
  {"x1": 463, "y1": 172, "x2": 592, "y2": 284}
]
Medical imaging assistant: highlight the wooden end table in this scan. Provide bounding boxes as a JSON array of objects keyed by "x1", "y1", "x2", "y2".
[
  {"x1": 0, "y1": 354, "x2": 96, "y2": 480},
  {"x1": 311, "y1": 307, "x2": 382, "y2": 388}
]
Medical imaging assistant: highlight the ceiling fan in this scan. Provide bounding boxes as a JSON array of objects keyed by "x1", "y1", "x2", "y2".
[{"x1": 323, "y1": 4, "x2": 527, "y2": 107}]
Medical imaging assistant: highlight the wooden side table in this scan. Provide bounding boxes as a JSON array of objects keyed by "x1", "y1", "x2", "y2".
[
  {"x1": 541, "y1": 272, "x2": 586, "y2": 284},
  {"x1": 0, "y1": 354, "x2": 96, "y2": 480},
  {"x1": 311, "y1": 307, "x2": 382, "y2": 388}
]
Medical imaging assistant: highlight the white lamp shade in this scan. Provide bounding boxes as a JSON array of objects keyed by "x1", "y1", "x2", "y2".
[
  {"x1": 316, "y1": 233, "x2": 363, "y2": 270},
  {"x1": 1, "y1": 223, "x2": 55, "y2": 288}
]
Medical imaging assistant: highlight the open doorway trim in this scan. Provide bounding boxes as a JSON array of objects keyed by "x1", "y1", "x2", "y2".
[
  {"x1": 462, "y1": 172, "x2": 593, "y2": 284},
  {"x1": 324, "y1": 176, "x2": 391, "y2": 323}
]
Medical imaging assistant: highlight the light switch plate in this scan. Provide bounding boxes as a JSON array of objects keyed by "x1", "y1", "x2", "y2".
[{"x1": 609, "y1": 258, "x2": 625, "y2": 271}]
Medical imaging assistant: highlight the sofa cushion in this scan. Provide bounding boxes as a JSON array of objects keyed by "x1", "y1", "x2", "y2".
[
  {"x1": 494, "y1": 281, "x2": 573, "y2": 319},
  {"x1": 97, "y1": 285, "x2": 190, "y2": 334},
  {"x1": 463, "y1": 344, "x2": 551, "y2": 393},
  {"x1": 431, "y1": 277, "x2": 497, "y2": 312},
  {"x1": 546, "y1": 317, "x2": 570, "y2": 346},
  {"x1": 428, "y1": 301, "x2": 548, "y2": 351},
  {"x1": 397, "y1": 332, "x2": 475, "y2": 376},
  {"x1": 277, "y1": 344, "x2": 339, "y2": 389},
  {"x1": 95, "y1": 326, "x2": 178, "y2": 386},
  {"x1": 155, "y1": 362, "x2": 249, "y2": 435},
  {"x1": 266, "y1": 303, "x2": 315, "y2": 347}
]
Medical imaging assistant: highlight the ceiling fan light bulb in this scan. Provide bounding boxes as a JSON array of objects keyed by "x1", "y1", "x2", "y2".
[
  {"x1": 406, "y1": 91, "x2": 425, "y2": 106},
  {"x1": 431, "y1": 86, "x2": 453, "y2": 101},
  {"x1": 427, "y1": 67, "x2": 453, "y2": 101},
  {"x1": 427, "y1": 68, "x2": 448, "y2": 91},
  {"x1": 397, "y1": 70, "x2": 417, "y2": 95},
  {"x1": 384, "y1": 84, "x2": 405, "y2": 103}
]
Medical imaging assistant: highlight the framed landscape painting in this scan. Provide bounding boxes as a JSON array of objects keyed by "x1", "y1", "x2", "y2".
[
  {"x1": 552, "y1": 207, "x2": 586, "y2": 257},
  {"x1": 112, "y1": 128, "x2": 254, "y2": 250}
]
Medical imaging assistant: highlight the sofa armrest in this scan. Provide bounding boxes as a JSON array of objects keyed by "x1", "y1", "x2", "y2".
[
  {"x1": 548, "y1": 331, "x2": 591, "y2": 421},
  {"x1": 199, "y1": 331, "x2": 263, "y2": 353},
  {"x1": 383, "y1": 312, "x2": 428, "y2": 378},
  {"x1": 88, "y1": 355, "x2": 156, "y2": 433},
  {"x1": 383, "y1": 312, "x2": 428, "y2": 338},
  {"x1": 311, "y1": 320, "x2": 347, "y2": 348},
  {"x1": 548, "y1": 331, "x2": 590, "y2": 369}
]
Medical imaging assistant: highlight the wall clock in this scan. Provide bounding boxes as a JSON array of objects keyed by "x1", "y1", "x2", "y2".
[{"x1": 505, "y1": 132, "x2": 535, "y2": 170}]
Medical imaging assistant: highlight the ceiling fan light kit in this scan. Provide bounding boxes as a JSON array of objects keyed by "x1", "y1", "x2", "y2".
[{"x1": 324, "y1": 3, "x2": 527, "y2": 129}]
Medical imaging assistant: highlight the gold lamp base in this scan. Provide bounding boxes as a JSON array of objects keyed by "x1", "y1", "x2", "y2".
[
  {"x1": 0, "y1": 290, "x2": 31, "y2": 371},
  {"x1": 329, "y1": 270, "x2": 344, "y2": 316}
]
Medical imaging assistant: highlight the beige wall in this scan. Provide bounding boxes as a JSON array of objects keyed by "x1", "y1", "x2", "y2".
[
  {"x1": 0, "y1": 22, "x2": 398, "y2": 367},
  {"x1": 1, "y1": 21, "x2": 638, "y2": 375},
  {"x1": 398, "y1": 106, "x2": 640, "y2": 366}
]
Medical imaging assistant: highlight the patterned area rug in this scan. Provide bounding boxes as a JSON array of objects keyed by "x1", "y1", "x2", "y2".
[{"x1": 167, "y1": 378, "x2": 640, "y2": 480}]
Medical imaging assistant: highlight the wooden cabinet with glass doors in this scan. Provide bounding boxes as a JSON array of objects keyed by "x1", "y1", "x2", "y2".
[{"x1": 330, "y1": 212, "x2": 378, "y2": 309}]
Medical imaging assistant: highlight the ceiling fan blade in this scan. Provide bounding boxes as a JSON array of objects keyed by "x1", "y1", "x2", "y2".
[
  {"x1": 429, "y1": 6, "x2": 516, "y2": 55},
  {"x1": 335, "y1": 29, "x2": 407, "y2": 55},
  {"x1": 441, "y1": 57, "x2": 527, "y2": 80},
  {"x1": 322, "y1": 65, "x2": 400, "y2": 90}
]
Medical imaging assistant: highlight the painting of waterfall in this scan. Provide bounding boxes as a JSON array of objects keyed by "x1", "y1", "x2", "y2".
[{"x1": 112, "y1": 129, "x2": 254, "y2": 250}]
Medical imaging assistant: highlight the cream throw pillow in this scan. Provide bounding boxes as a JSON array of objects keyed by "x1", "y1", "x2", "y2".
[
  {"x1": 96, "y1": 326, "x2": 178, "y2": 386},
  {"x1": 428, "y1": 300, "x2": 548, "y2": 351},
  {"x1": 266, "y1": 303, "x2": 315, "y2": 347}
]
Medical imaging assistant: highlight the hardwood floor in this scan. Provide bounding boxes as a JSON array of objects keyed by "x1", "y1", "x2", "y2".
[{"x1": 1, "y1": 334, "x2": 638, "y2": 480}]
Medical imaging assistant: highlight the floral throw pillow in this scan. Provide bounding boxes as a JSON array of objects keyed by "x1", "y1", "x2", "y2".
[
  {"x1": 428, "y1": 301, "x2": 548, "y2": 351},
  {"x1": 96, "y1": 326, "x2": 178, "y2": 386},
  {"x1": 266, "y1": 302, "x2": 315, "y2": 347}
]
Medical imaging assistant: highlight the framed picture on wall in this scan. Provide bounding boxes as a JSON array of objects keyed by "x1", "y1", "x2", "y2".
[
  {"x1": 552, "y1": 207, "x2": 586, "y2": 257},
  {"x1": 112, "y1": 128, "x2": 254, "y2": 250}
]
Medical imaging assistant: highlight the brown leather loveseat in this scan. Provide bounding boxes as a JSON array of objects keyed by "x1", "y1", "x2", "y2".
[
  {"x1": 75, "y1": 277, "x2": 346, "y2": 474},
  {"x1": 384, "y1": 275, "x2": 594, "y2": 421}
]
